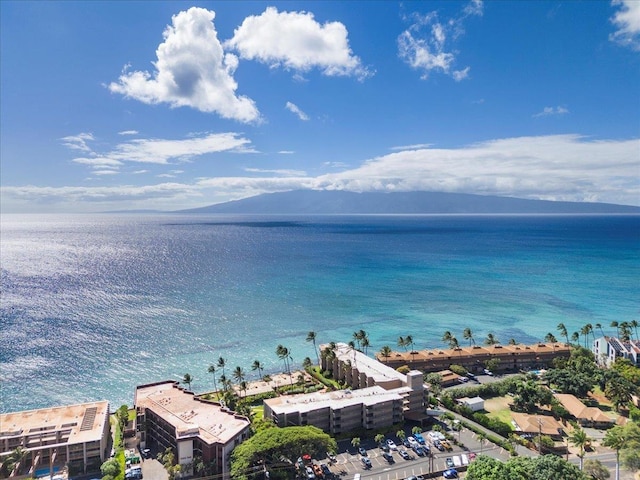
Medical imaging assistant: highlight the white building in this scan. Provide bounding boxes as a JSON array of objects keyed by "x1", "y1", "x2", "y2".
[{"x1": 593, "y1": 336, "x2": 640, "y2": 367}]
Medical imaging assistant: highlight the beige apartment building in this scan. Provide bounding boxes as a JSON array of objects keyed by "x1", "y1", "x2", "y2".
[
  {"x1": 264, "y1": 343, "x2": 427, "y2": 434},
  {"x1": 0, "y1": 401, "x2": 110, "y2": 478},
  {"x1": 134, "y1": 381, "x2": 251, "y2": 479}
]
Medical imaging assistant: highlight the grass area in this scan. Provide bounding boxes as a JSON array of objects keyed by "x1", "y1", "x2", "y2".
[
  {"x1": 307, "y1": 366, "x2": 341, "y2": 389},
  {"x1": 251, "y1": 405, "x2": 264, "y2": 422},
  {"x1": 484, "y1": 396, "x2": 515, "y2": 428}
]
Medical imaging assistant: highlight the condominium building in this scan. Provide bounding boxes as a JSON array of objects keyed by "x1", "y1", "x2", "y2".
[
  {"x1": 376, "y1": 342, "x2": 570, "y2": 373},
  {"x1": 263, "y1": 343, "x2": 427, "y2": 434},
  {"x1": 134, "y1": 381, "x2": 250, "y2": 480},
  {"x1": 593, "y1": 336, "x2": 640, "y2": 367},
  {"x1": 0, "y1": 401, "x2": 110, "y2": 478}
]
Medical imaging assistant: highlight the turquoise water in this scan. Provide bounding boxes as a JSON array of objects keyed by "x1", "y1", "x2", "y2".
[{"x1": 1, "y1": 214, "x2": 638, "y2": 412}]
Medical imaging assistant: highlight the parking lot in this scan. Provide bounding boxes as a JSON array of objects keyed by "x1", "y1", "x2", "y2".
[{"x1": 320, "y1": 427, "x2": 500, "y2": 480}]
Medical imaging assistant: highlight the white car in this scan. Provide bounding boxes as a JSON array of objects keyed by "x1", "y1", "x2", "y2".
[
  {"x1": 407, "y1": 436, "x2": 419, "y2": 447},
  {"x1": 386, "y1": 439, "x2": 398, "y2": 450}
]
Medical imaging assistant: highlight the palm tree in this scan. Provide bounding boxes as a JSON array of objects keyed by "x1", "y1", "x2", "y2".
[
  {"x1": 442, "y1": 331, "x2": 453, "y2": 347},
  {"x1": 557, "y1": 323, "x2": 569, "y2": 344},
  {"x1": 508, "y1": 338, "x2": 517, "y2": 345},
  {"x1": 544, "y1": 333, "x2": 557, "y2": 343},
  {"x1": 251, "y1": 360, "x2": 264, "y2": 380},
  {"x1": 406, "y1": 335, "x2": 415, "y2": 352},
  {"x1": 484, "y1": 333, "x2": 499, "y2": 346},
  {"x1": 361, "y1": 336, "x2": 370, "y2": 355},
  {"x1": 207, "y1": 364, "x2": 218, "y2": 393},
  {"x1": 449, "y1": 336, "x2": 460, "y2": 350},
  {"x1": 396, "y1": 429, "x2": 406, "y2": 443},
  {"x1": 630, "y1": 319, "x2": 639, "y2": 340},
  {"x1": 463, "y1": 327, "x2": 476, "y2": 346},
  {"x1": 374, "y1": 433, "x2": 385, "y2": 445},
  {"x1": 610, "y1": 321, "x2": 620, "y2": 338},
  {"x1": 619, "y1": 322, "x2": 632, "y2": 342},
  {"x1": 398, "y1": 336, "x2": 408, "y2": 351},
  {"x1": 569, "y1": 426, "x2": 591, "y2": 471},
  {"x1": 603, "y1": 426, "x2": 625, "y2": 480},
  {"x1": 477, "y1": 432, "x2": 486, "y2": 454},
  {"x1": 217, "y1": 356, "x2": 227, "y2": 380},
  {"x1": 239, "y1": 380, "x2": 248, "y2": 398},
  {"x1": 232, "y1": 366, "x2": 245, "y2": 386},
  {"x1": 306, "y1": 331, "x2": 319, "y2": 365},
  {"x1": 571, "y1": 331, "x2": 580, "y2": 344},
  {"x1": 182, "y1": 373, "x2": 193, "y2": 391},
  {"x1": 351, "y1": 437, "x2": 361, "y2": 452},
  {"x1": 595, "y1": 323, "x2": 605, "y2": 338},
  {"x1": 411, "y1": 426, "x2": 422, "y2": 435},
  {"x1": 379, "y1": 345, "x2": 392, "y2": 364}
]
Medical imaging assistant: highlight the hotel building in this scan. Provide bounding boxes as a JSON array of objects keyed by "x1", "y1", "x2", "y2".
[
  {"x1": 134, "y1": 381, "x2": 250, "y2": 480},
  {"x1": 593, "y1": 336, "x2": 640, "y2": 367},
  {"x1": 0, "y1": 401, "x2": 110, "y2": 478}
]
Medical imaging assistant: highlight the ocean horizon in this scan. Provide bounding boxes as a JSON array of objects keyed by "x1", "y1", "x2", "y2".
[{"x1": 1, "y1": 213, "x2": 638, "y2": 413}]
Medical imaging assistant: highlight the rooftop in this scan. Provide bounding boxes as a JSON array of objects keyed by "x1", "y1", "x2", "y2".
[
  {"x1": 264, "y1": 385, "x2": 403, "y2": 414},
  {"x1": 324, "y1": 342, "x2": 409, "y2": 385},
  {"x1": 0, "y1": 400, "x2": 109, "y2": 451},
  {"x1": 135, "y1": 381, "x2": 250, "y2": 445}
]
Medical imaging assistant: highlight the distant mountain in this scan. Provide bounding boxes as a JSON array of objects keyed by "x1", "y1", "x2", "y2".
[{"x1": 177, "y1": 190, "x2": 640, "y2": 215}]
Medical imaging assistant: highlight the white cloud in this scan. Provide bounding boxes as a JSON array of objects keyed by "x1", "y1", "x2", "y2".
[
  {"x1": 118, "y1": 130, "x2": 139, "y2": 136},
  {"x1": 244, "y1": 167, "x2": 307, "y2": 176},
  {"x1": 610, "y1": 0, "x2": 640, "y2": 50},
  {"x1": 225, "y1": 6, "x2": 372, "y2": 80},
  {"x1": 533, "y1": 106, "x2": 569, "y2": 118},
  {"x1": 285, "y1": 101, "x2": 309, "y2": 121},
  {"x1": 278, "y1": 150, "x2": 295, "y2": 154},
  {"x1": 132, "y1": 170, "x2": 148, "y2": 174},
  {"x1": 66, "y1": 133, "x2": 255, "y2": 174},
  {"x1": 109, "y1": 7, "x2": 260, "y2": 122},
  {"x1": 390, "y1": 143, "x2": 433, "y2": 151},
  {"x1": 93, "y1": 170, "x2": 120, "y2": 176},
  {"x1": 398, "y1": 1, "x2": 482, "y2": 80},
  {"x1": 61, "y1": 133, "x2": 95, "y2": 153},
  {"x1": 4, "y1": 135, "x2": 639, "y2": 211}
]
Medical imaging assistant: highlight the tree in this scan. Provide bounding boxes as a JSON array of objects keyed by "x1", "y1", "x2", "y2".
[
  {"x1": 207, "y1": 364, "x2": 218, "y2": 393},
  {"x1": 217, "y1": 356, "x2": 227, "y2": 390},
  {"x1": 583, "y1": 459, "x2": 610, "y2": 480},
  {"x1": 398, "y1": 336, "x2": 408, "y2": 351},
  {"x1": 374, "y1": 433, "x2": 385, "y2": 445},
  {"x1": 231, "y1": 426, "x2": 337, "y2": 480},
  {"x1": 232, "y1": 366, "x2": 245, "y2": 385},
  {"x1": 411, "y1": 426, "x2": 422, "y2": 435},
  {"x1": 571, "y1": 331, "x2": 580, "y2": 344},
  {"x1": 306, "y1": 331, "x2": 319, "y2": 365},
  {"x1": 276, "y1": 344, "x2": 291, "y2": 378},
  {"x1": 100, "y1": 458, "x2": 121, "y2": 479},
  {"x1": 361, "y1": 335, "x2": 371, "y2": 355},
  {"x1": 631, "y1": 319, "x2": 639, "y2": 341},
  {"x1": 425, "y1": 372, "x2": 442, "y2": 396},
  {"x1": 569, "y1": 426, "x2": 591, "y2": 471},
  {"x1": 604, "y1": 371, "x2": 637, "y2": 411},
  {"x1": 545, "y1": 332, "x2": 557, "y2": 343},
  {"x1": 379, "y1": 345, "x2": 392, "y2": 363},
  {"x1": 557, "y1": 323, "x2": 569, "y2": 344},
  {"x1": 595, "y1": 323, "x2": 606, "y2": 338},
  {"x1": 477, "y1": 433, "x2": 486, "y2": 454},
  {"x1": 484, "y1": 358, "x2": 501, "y2": 373},
  {"x1": 442, "y1": 330, "x2": 453, "y2": 347},
  {"x1": 182, "y1": 373, "x2": 193, "y2": 391},
  {"x1": 603, "y1": 426, "x2": 626, "y2": 480},
  {"x1": 463, "y1": 327, "x2": 476, "y2": 346},
  {"x1": 251, "y1": 359, "x2": 264, "y2": 380},
  {"x1": 396, "y1": 429, "x2": 406, "y2": 442},
  {"x1": 158, "y1": 447, "x2": 182, "y2": 480},
  {"x1": 484, "y1": 333, "x2": 499, "y2": 345},
  {"x1": 466, "y1": 454, "x2": 589, "y2": 480},
  {"x1": 351, "y1": 437, "x2": 361, "y2": 451},
  {"x1": 610, "y1": 321, "x2": 620, "y2": 338},
  {"x1": 303, "y1": 357, "x2": 313, "y2": 369}
]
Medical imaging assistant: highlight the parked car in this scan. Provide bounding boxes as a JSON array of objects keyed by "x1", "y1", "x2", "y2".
[
  {"x1": 446, "y1": 457, "x2": 454, "y2": 468},
  {"x1": 399, "y1": 449, "x2": 413, "y2": 460},
  {"x1": 358, "y1": 447, "x2": 367, "y2": 456},
  {"x1": 483, "y1": 369, "x2": 494, "y2": 376},
  {"x1": 141, "y1": 448, "x2": 151, "y2": 459},
  {"x1": 386, "y1": 439, "x2": 398, "y2": 450},
  {"x1": 382, "y1": 452, "x2": 394, "y2": 464},
  {"x1": 305, "y1": 466, "x2": 315, "y2": 479},
  {"x1": 443, "y1": 469, "x2": 459, "y2": 479},
  {"x1": 361, "y1": 457, "x2": 372, "y2": 469},
  {"x1": 414, "y1": 446, "x2": 426, "y2": 457},
  {"x1": 441, "y1": 440, "x2": 453, "y2": 451},
  {"x1": 327, "y1": 452, "x2": 337, "y2": 463},
  {"x1": 414, "y1": 432, "x2": 426, "y2": 444},
  {"x1": 434, "y1": 440, "x2": 445, "y2": 451},
  {"x1": 379, "y1": 442, "x2": 390, "y2": 452},
  {"x1": 321, "y1": 464, "x2": 331, "y2": 476}
]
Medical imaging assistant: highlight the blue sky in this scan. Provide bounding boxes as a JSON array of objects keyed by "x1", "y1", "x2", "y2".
[{"x1": 1, "y1": 1, "x2": 639, "y2": 213}]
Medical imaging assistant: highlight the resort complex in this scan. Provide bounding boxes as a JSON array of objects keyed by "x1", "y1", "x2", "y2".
[
  {"x1": 134, "y1": 381, "x2": 251, "y2": 479},
  {"x1": 0, "y1": 401, "x2": 110, "y2": 478},
  {"x1": 376, "y1": 342, "x2": 571, "y2": 373},
  {"x1": 3, "y1": 334, "x2": 639, "y2": 480},
  {"x1": 264, "y1": 342, "x2": 427, "y2": 433}
]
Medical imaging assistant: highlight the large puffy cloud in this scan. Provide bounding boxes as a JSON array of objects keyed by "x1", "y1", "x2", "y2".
[
  {"x1": 109, "y1": 7, "x2": 259, "y2": 122},
  {"x1": 398, "y1": 1, "x2": 482, "y2": 80},
  {"x1": 4, "y1": 134, "x2": 639, "y2": 211},
  {"x1": 610, "y1": 0, "x2": 640, "y2": 50},
  {"x1": 225, "y1": 7, "x2": 371, "y2": 79}
]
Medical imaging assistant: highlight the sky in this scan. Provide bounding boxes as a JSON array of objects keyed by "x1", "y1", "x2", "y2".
[{"x1": 1, "y1": 0, "x2": 639, "y2": 213}]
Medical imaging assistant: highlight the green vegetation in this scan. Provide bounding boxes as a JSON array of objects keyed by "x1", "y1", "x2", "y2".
[
  {"x1": 157, "y1": 447, "x2": 181, "y2": 480},
  {"x1": 465, "y1": 454, "x2": 590, "y2": 480},
  {"x1": 230, "y1": 426, "x2": 336, "y2": 480}
]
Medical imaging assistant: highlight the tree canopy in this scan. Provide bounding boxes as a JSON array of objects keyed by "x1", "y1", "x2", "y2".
[
  {"x1": 230, "y1": 425, "x2": 337, "y2": 480},
  {"x1": 466, "y1": 454, "x2": 589, "y2": 480}
]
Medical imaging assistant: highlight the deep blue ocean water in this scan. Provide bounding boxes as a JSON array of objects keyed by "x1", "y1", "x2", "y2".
[{"x1": 1, "y1": 214, "x2": 639, "y2": 413}]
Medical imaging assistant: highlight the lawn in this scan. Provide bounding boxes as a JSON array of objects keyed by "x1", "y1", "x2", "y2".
[{"x1": 484, "y1": 396, "x2": 515, "y2": 427}]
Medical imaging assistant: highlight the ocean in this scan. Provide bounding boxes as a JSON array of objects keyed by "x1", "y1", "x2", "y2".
[{"x1": 1, "y1": 214, "x2": 638, "y2": 413}]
